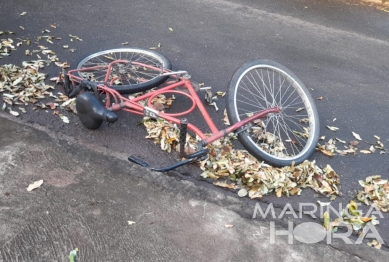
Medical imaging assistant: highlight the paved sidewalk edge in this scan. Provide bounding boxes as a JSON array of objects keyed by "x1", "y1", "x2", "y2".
[{"x1": 0, "y1": 112, "x2": 387, "y2": 261}]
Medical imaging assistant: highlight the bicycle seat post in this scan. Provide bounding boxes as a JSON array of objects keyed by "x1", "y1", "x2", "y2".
[{"x1": 179, "y1": 118, "x2": 188, "y2": 158}]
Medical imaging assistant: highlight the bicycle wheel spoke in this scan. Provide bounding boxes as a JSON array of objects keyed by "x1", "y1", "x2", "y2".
[
  {"x1": 243, "y1": 70, "x2": 269, "y2": 107},
  {"x1": 277, "y1": 117, "x2": 298, "y2": 156},
  {"x1": 236, "y1": 93, "x2": 267, "y2": 110},
  {"x1": 282, "y1": 114, "x2": 311, "y2": 133},
  {"x1": 264, "y1": 69, "x2": 277, "y2": 105},
  {"x1": 280, "y1": 116, "x2": 306, "y2": 145},
  {"x1": 256, "y1": 69, "x2": 274, "y2": 107},
  {"x1": 242, "y1": 72, "x2": 270, "y2": 107}
]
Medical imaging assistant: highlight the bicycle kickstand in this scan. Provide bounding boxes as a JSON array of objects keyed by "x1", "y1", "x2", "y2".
[{"x1": 128, "y1": 148, "x2": 208, "y2": 172}]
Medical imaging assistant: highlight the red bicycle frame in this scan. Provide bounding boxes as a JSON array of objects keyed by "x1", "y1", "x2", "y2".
[{"x1": 67, "y1": 60, "x2": 281, "y2": 147}]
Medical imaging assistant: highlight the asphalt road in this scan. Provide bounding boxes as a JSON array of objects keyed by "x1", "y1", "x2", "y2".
[{"x1": 1, "y1": 0, "x2": 389, "y2": 250}]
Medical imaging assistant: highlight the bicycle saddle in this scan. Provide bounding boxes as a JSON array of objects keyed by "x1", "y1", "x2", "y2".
[{"x1": 76, "y1": 92, "x2": 118, "y2": 130}]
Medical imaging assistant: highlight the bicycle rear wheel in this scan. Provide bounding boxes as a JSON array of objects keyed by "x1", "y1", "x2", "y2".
[
  {"x1": 226, "y1": 60, "x2": 319, "y2": 166},
  {"x1": 77, "y1": 48, "x2": 172, "y2": 94}
]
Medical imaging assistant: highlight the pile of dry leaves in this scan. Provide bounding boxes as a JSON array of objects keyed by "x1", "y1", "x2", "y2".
[
  {"x1": 323, "y1": 200, "x2": 382, "y2": 248},
  {"x1": 142, "y1": 117, "x2": 341, "y2": 199},
  {"x1": 0, "y1": 60, "x2": 76, "y2": 121},
  {"x1": 324, "y1": 200, "x2": 380, "y2": 232},
  {"x1": 316, "y1": 132, "x2": 386, "y2": 156},
  {"x1": 358, "y1": 175, "x2": 389, "y2": 212},
  {"x1": 1, "y1": 27, "x2": 77, "y2": 120},
  {"x1": 2, "y1": 31, "x2": 82, "y2": 118}
]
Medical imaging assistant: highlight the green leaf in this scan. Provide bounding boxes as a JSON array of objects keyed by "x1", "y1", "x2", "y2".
[
  {"x1": 323, "y1": 211, "x2": 330, "y2": 230},
  {"x1": 68, "y1": 248, "x2": 78, "y2": 262}
]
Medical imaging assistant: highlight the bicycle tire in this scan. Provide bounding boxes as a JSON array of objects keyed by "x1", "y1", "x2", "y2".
[
  {"x1": 226, "y1": 60, "x2": 320, "y2": 166},
  {"x1": 77, "y1": 48, "x2": 172, "y2": 94}
]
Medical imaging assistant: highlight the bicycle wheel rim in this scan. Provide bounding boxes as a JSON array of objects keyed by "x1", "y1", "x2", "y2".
[{"x1": 231, "y1": 62, "x2": 318, "y2": 162}]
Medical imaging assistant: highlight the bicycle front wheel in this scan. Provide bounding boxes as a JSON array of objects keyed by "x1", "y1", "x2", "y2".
[
  {"x1": 77, "y1": 48, "x2": 172, "y2": 94},
  {"x1": 226, "y1": 60, "x2": 319, "y2": 166}
]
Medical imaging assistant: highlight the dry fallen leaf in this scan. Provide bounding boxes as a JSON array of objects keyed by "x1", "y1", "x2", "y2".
[
  {"x1": 327, "y1": 126, "x2": 339, "y2": 131},
  {"x1": 27, "y1": 179, "x2": 43, "y2": 191},
  {"x1": 214, "y1": 181, "x2": 235, "y2": 189},
  {"x1": 69, "y1": 34, "x2": 83, "y2": 41},
  {"x1": 223, "y1": 109, "x2": 230, "y2": 126},
  {"x1": 335, "y1": 137, "x2": 346, "y2": 144},
  {"x1": 367, "y1": 239, "x2": 382, "y2": 249},
  {"x1": 360, "y1": 150, "x2": 371, "y2": 154},
  {"x1": 9, "y1": 110, "x2": 19, "y2": 116},
  {"x1": 60, "y1": 115, "x2": 69, "y2": 123},
  {"x1": 216, "y1": 91, "x2": 226, "y2": 97},
  {"x1": 316, "y1": 145, "x2": 334, "y2": 156},
  {"x1": 237, "y1": 188, "x2": 248, "y2": 197},
  {"x1": 369, "y1": 146, "x2": 376, "y2": 153},
  {"x1": 352, "y1": 132, "x2": 362, "y2": 141},
  {"x1": 46, "y1": 102, "x2": 58, "y2": 110}
]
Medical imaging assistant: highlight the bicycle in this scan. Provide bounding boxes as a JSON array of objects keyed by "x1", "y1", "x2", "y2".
[{"x1": 59, "y1": 47, "x2": 320, "y2": 171}]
